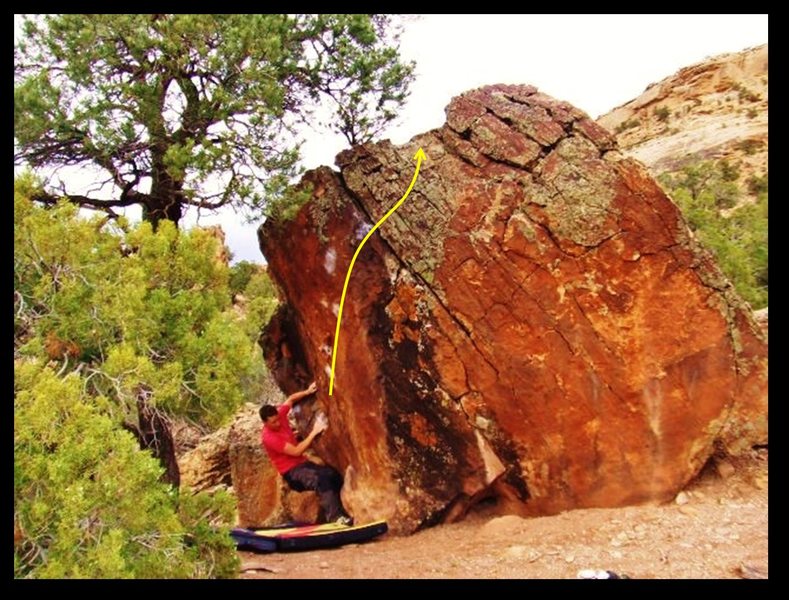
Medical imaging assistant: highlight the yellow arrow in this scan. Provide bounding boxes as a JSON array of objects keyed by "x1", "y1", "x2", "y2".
[{"x1": 329, "y1": 147, "x2": 427, "y2": 396}]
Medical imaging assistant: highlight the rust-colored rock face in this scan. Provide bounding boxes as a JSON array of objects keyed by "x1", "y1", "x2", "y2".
[{"x1": 258, "y1": 84, "x2": 767, "y2": 534}]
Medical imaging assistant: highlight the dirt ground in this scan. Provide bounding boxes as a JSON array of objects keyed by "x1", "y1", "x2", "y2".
[{"x1": 238, "y1": 447, "x2": 768, "y2": 580}]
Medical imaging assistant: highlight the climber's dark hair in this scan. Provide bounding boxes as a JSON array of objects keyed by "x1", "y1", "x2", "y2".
[{"x1": 260, "y1": 405, "x2": 278, "y2": 421}]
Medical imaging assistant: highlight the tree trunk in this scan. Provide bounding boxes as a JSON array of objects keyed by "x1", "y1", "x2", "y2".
[
  {"x1": 145, "y1": 160, "x2": 184, "y2": 229},
  {"x1": 144, "y1": 197, "x2": 183, "y2": 230},
  {"x1": 131, "y1": 385, "x2": 181, "y2": 487}
]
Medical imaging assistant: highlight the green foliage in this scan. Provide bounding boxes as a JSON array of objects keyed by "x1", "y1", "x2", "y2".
[
  {"x1": 732, "y1": 82, "x2": 761, "y2": 103},
  {"x1": 659, "y1": 161, "x2": 768, "y2": 309},
  {"x1": 14, "y1": 178, "x2": 131, "y2": 363},
  {"x1": 718, "y1": 159, "x2": 740, "y2": 182},
  {"x1": 241, "y1": 271, "x2": 281, "y2": 341},
  {"x1": 615, "y1": 118, "x2": 641, "y2": 134},
  {"x1": 736, "y1": 138, "x2": 764, "y2": 156},
  {"x1": 747, "y1": 173, "x2": 768, "y2": 196},
  {"x1": 659, "y1": 160, "x2": 741, "y2": 209},
  {"x1": 14, "y1": 14, "x2": 415, "y2": 225},
  {"x1": 178, "y1": 489, "x2": 240, "y2": 579},
  {"x1": 14, "y1": 187, "x2": 272, "y2": 426},
  {"x1": 266, "y1": 183, "x2": 314, "y2": 224},
  {"x1": 14, "y1": 366, "x2": 238, "y2": 578},
  {"x1": 301, "y1": 15, "x2": 415, "y2": 145},
  {"x1": 229, "y1": 261, "x2": 260, "y2": 297},
  {"x1": 14, "y1": 182, "x2": 285, "y2": 577},
  {"x1": 654, "y1": 105, "x2": 671, "y2": 122}
]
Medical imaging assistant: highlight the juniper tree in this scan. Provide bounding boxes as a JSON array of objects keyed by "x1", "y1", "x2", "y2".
[{"x1": 15, "y1": 14, "x2": 414, "y2": 228}]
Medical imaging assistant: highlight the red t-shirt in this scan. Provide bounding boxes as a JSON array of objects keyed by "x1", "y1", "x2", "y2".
[{"x1": 261, "y1": 404, "x2": 307, "y2": 475}]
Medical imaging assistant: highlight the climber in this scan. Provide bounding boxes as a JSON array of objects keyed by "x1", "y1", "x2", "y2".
[{"x1": 259, "y1": 381, "x2": 353, "y2": 525}]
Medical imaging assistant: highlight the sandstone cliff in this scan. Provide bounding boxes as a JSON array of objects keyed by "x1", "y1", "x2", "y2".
[
  {"x1": 598, "y1": 45, "x2": 767, "y2": 192},
  {"x1": 257, "y1": 84, "x2": 767, "y2": 534}
]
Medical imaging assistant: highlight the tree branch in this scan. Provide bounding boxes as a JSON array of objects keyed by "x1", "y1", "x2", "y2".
[
  {"x1": 181, "y1": 189, "x2": 234, "y2": 210},
  {"x1": 31, "y1": 190, "x2": 147, "y2": 209}
]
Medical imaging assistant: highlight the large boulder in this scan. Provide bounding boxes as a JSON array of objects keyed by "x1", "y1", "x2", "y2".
[
  {"x1": 178, "y1": 427, "x2": 231, "y2": 493},
  {"x1": 257, "y1": 84, "x2": 768, "y2": 534}
]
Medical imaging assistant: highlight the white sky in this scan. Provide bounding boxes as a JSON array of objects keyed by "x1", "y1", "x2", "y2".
[
  {"x1": 205, "y1": 13, "x2": 768, "y2": 264},
  {"x1": 16, "y1": 14, "x2": 768, "y2": 264}
]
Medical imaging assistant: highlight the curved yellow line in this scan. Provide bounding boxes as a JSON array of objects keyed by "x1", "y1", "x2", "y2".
[{"x1": 329, "y1": 148, "x2": 426, "y2": 396}]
